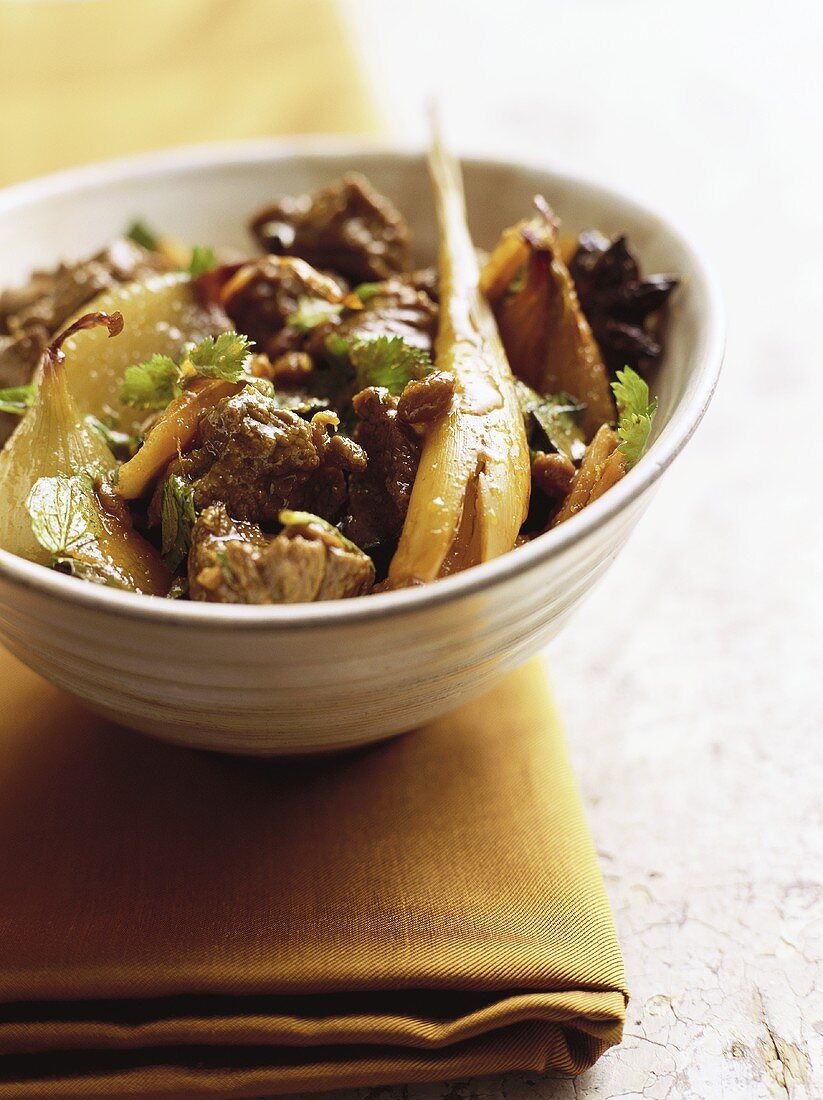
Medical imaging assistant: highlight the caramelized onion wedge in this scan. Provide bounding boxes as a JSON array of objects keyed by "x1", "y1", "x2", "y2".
[
  {"x1": 90, "y1": 481, "x2": 171, "y2": 594},
  {"x1": 59, "y1": 273, "x2": 227, "y2": 433},
  {"x1": 0, "y1": 314, "x2": 119, "y2": 565},
  {"x1": 551, "y1": 424, "x2": 626, "y2": 526},
  {"x1": 388, "y1": 134, "x2": 530, "y2": 586},
  {"x1": 116, "y1": 378, "x2": 241, "y2": 500},
  {"x1": 482, "y1": 202, "x2": 615, "y2": 439}
]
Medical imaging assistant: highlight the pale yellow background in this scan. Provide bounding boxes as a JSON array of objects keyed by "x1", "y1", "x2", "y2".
[{"x1": 0, "y1": 0, "x2": 379, "y2": 187}]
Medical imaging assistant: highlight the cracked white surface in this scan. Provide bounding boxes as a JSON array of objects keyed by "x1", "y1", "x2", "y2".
[{"x1": 289, "y1": 1, "x2": 823, "y2": 1096}]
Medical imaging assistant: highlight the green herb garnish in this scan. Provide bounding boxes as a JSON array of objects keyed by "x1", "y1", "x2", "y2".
[
  {"x1": 85, "y1": 415, "x2": 141, "y2": 460},
  {"x1": 27, "y1": 472, "x2": 101, "y2": 559},
  {"x1": 353, "y1": 282, "x2": 381, "y2": 302},
  {"x1": 0, "y1": 383, "x2": 36, "y2": 416},
  {"x1": 278, "y1": 509, "x2": 363, "y2": 555},
  {"x1": 118, "y1": 332, "x2": 254, "y2": 410},
  {"x1": 187, "y1": 244, "x2": 217, "y2": 278},
  {"x1": 611, "y1": 367, "x2": 658, "y2": 467},
  {"x1": 119, "y1": 354, "x2": 183, "y2": 410},
  {"x1": 287, "y1": 296, "x2": 344, "y2": 332},
  {"x1": 125, "y1": 219, "x2": 160, "y2": 251},
  {"x1": 514, "y1": 380, "x2": 586, "y2": 463},
  {"x1": 160, "y1": 473, "x2": 196, "y2": 572},
  {"x1": 187, "y1": 332, "x2": 254, "y2": 382},
  {"x1": 347, "y1": 336, "x2": 433, "y2": 396}
]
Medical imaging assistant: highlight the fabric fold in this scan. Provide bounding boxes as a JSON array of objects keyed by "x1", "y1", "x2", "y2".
[{"x1": 0, "y1": 654, "x2": 627, "y2": 1098}]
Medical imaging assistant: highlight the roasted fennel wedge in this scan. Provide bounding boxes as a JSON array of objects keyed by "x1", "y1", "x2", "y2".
[{"x1": 388, "y1": 137, "x2": 530, "y2": 585}]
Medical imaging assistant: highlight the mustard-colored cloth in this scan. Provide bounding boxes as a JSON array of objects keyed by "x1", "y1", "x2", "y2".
[
  {"x1": 0, "y1": 0, "x2": 379, "y2": 188},
  {"x1": 0, "y1": 652, "x2": 626, "y2": 1098}
]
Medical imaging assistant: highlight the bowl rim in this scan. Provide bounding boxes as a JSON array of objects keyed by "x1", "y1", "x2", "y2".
[{"x1": 0, "y1": 137, "x2": 724, "y2": 629}]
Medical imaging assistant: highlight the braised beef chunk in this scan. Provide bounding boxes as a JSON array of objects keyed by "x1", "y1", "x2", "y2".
[
  {"x1": 397, "y1": 370, "x2": 454, "y2": 427},
  {"x1": 309, "y1": 276, "x2": 438, "y2": 358},
  {"x1": 250, "y1": 173, "x2": 411, "y2": 282},
  {"x1": 568, "y1": 230, "x2": 678, "y2": 375},
  {"x1": 215, "y1": 256, "x2": 346, "y2": 356},
  {"x1": 189, "y1": 503, "x2": 374, "y2": 604},
  {"x1": 175, "y1": 389, "x2": 366, "y2": 527},
  {"x1": 0, "y1": 239, "x2": 168, "y2": 444},
  {"x1": 399, "y1": 267, "x2": 439, "y2": 303},
  {"x1": 531, "y1": 450, "x2": 576, "y2": 500},
  {"x1": 0, "y1": 239, "x2": 167, "y2": 337},
  {"x1": 344, "y1": 386, "x2": 421, "y2": 550}
]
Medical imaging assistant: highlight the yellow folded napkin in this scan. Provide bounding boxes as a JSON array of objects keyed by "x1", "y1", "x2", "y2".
[{"x1": 0, "y1": 651, "x2": 626, "y2": 1098}]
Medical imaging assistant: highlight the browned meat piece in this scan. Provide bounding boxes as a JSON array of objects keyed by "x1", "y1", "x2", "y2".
[
  {"x1": 250, "y1": 173, "x2": 411, "y2": 282},
  {"x1": 269, "y1": 351, "x2": 314, "y2": 389},
  {"x1": 189, "y1": 503, "x2": 374, "y2": 604},
  {"x1": 174, "y1": 389, "x2": 366, "y2": 526},
  {"x1": 568, "y1": 230, "x2": 679, "y2": 375},
  {"x1": 0, "y1": 238, "x2": 168, "y2": 337},
  {"x1": 313, "y1": 276, "x2": 438, "y2": 356},
  {"x1": 531, "y1": 450, "x2": 576, "y2": 501},
  {"x1": 215, "y1": 256, "x2": 346, "y2": 356},
  {"x1": 344, "y1": 386, "x2": 421, "y2": 550},
  {"x1": 399, "y1": 267, "x2": 439, "y2": 303},
  {"x1": 0, "y1": 239, "x2": 168, "y2": 446},
  {"x1": 397, "y1": 370, "x2": 454, "y2": 427}
]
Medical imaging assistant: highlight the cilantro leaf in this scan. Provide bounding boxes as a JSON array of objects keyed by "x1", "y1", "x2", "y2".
[
  {"x1": 611, "y1": 366, "x2": 658, "y2": 467},
  {"x1": 514, "y1": 380, "x2": 587, "y2": 464},
  {"x1": 347, "y1": 336, "x2": 433, "y2": 396},
  {"x1": 0, "y1": 383, "x2": 36, "y2": 416},
  {"x1": 119, "y1": 354, "x2": 182, "y2": 409},
  {"x1": 287, "y1": 297, "x2": 344, "y2": 332},
  {"x1": 186, "y1": 332, "x2": 254, "y2": 381},
  {"x1": 160, "y1": 473, "x2": 196, "y2": 572},
  {"x1": 118, "y1": 332, "x2": 253, "y2": 412},
  {"x1": 187, "y1": 244, "x2": 217, "y2": 278},
  {"x1": 27, "y1": 472, "x2": 101, "y2": 558},
  {"x1": 125, "y1": 219, "x2": 159, "y2": 251}
]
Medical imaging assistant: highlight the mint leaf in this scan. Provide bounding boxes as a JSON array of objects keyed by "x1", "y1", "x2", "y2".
[
  {"x1": 160, "y1": 473, "x2": 196, "y2": 572},
  {"x1": 27, "y1": 472, "x2": 101, "y2": 558},
  {"x1": 515, "y1": 381, "x2": 586, "y2": 463}
]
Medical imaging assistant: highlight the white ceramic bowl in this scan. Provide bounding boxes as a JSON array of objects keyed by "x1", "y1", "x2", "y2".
[{"x1": 0, "y1": 142, "x2": 722, "y2": 754}]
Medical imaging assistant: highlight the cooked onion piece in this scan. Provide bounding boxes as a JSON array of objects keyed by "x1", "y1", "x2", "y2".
[
  {"x1": 0, "y1": 314, "x2": 120, "y2": 564},
  {"x1": 482, "y1": 203, "x2": 615, "y2": 439},
  {"x1": 58, "y1": 273, "x2": 225, "y2": 432},
  {"x1": 115, "y1": 378, "x2": 241, "y2": 500}
]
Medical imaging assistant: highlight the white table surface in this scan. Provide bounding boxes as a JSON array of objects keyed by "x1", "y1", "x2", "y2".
[{"x1": 293, "y1": 2, "x2": 822, "y2": 1097}]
